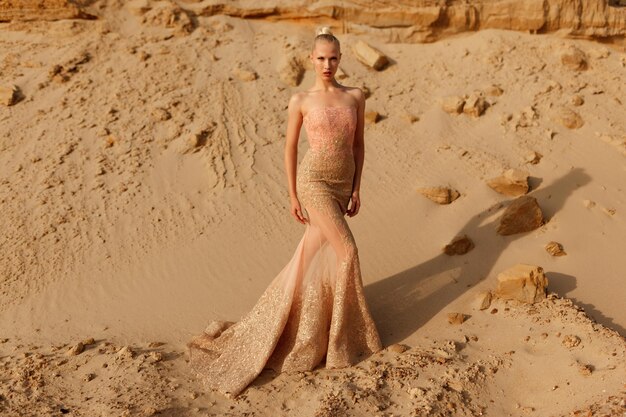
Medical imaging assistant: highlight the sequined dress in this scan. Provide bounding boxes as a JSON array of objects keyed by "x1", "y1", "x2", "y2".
[{"x1": 187, "y1": 105, "x2": 383, "y2": 398}]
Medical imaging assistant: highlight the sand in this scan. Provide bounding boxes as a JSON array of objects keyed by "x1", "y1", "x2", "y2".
[{"x1": 1, "y1": 1, "x2": 625, "y2": 416}]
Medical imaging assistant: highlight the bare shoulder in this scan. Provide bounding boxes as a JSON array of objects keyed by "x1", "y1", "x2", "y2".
[
  {"x1": 288, "y1": 91, "x2": 307, "y2": 112},
  {"x1": 343, "y1": 86, "x2": 365, "y2": 106}
]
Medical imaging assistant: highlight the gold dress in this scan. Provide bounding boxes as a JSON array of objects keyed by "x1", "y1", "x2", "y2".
[{"x1": 187, "y1": 105, "x2": 383, "y2": 398}]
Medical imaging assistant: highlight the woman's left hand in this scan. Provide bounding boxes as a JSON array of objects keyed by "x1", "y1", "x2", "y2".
[{"x1": 347, "y1": 190, "x2": 360, "y2": 217}]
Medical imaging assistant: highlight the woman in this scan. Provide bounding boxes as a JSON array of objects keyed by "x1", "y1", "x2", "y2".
[{"x1": 188, "y1": 26, "x2": 383, "y2": 398}]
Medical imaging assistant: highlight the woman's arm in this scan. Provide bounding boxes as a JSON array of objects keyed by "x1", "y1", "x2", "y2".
[
  {"x1": 284, "y1": 94, "x2": 307, "y2": 224},
  {"x1": 347, "y1": 88, "x2": 366, "y2": 217}
]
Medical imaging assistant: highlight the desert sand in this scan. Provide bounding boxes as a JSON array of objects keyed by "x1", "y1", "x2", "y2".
[{"x1": 1, "y1": 0, "x2": 625, "y2": 416}]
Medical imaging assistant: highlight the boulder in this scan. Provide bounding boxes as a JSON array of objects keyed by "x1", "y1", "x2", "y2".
[
  {"x1": 417, "y1": 186, "x2": 460, "y2": 205},
  {"x1": 497, "y1": 196, "x2": 543, "y2": 235},
  {"x1": 495, "y1": 264, "x2": 548, "y2": 304},
  {"x1": 487, "y1": 168, "x2": 530, "y2": 197},
  {"x1": 353, "y1": 40, "x2": 388, "y2": 70},
  {"x1": 443, "y1": 234, "x2": 474, "y2": 255}
]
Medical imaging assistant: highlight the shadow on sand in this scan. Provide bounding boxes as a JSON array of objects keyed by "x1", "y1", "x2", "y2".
[{"x1": 365, "y1": 167, "x2": 595, "y2": 345}]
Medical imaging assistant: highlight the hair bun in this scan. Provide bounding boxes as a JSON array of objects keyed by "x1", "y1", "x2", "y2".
[{"x1": 315, "y1": 26, "x2": 333, "y2": 37}]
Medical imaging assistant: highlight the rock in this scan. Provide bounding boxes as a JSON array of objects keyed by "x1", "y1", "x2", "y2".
[
  {"x1": 447, "y1": 312, "x2": 469, "y2": 325},
  {"x1": 67, "y1": 342, "x2": 84, "y2": 356},
  {"x1": 484, "y1": 85, "x2": 504, "y2": 96},
  {"x1": 443, "y1": 234, "x2": 474, "y2": 255},
  {"x1": 364, "y1": 111, "x2": 380, "y2": 124},
  {"x1": 570, "y1": 95, "x2": 584, "y2": 106},
  {"x1": 403, "y1": 112, "x2": 419, "y2": 123},
  {"x1": 277, "y1": 53, "x2": 304, "y2": 87},
  {"x1": 151, "y1": 107, "x2": 171, "y2": 121},
  {"x1": 463, "y1": 93, "x2": 488, "y2": 117},
  {"x1": 561, "y1": 46, "x2": 588, "y2": 71},
  {"x1": 577, "y1": 363, "x2": 593, "y2": 376},
  {"x1": 0, "y1": 84, "x2": 20, "y2": 106},
  {"x1": 583, "y1": 199, "x2": 596, "y2": 208},
  {"x1": 387, "y1": 344, "x2": 409, "y2": 354},
  {"x1": 472, "y1": 291, "x2": 492, "y2": 310},
  {"x1": 555, "y1": 107, "x2": 584, "y2": 129},
  {"x1": 83, "y1": 372, "x2": 96, "y2": 382},
  {"x1": 117, "y1": 346, "x2": 134, "y2": 358},
  {"x1": 545, "y1": 241, "x2": 567, "y2": 256},
  {"x1": 142, "y1": 2, "x2": 193, "y2": 34},
  {"x1": 442, "y1": 96, "x2": 465, "y2": 114},
  {"x1": 495, "y1": 264, "x2": 548, "y2": 304},
  {"x1": 417, "y1": 187, "x2": 460, "y2": 205},
  {"x1": 149, "y1": 351, "x2": 164, "y2": 363},
  {"x1": 496, "y1": 196, "x2": 543, "y2": 236},
  {"x1": 561, "y1": 335, "x2": 581, "y2": 348},
  {"x1": 487, "y1": 169, "x2": 530, "y2": 197},
  {"x1": 353, "y1": 40, "x2": 388, "y2": 70},
  {"x1": 232, "y1": 66, "x2": 257, "y2": 82},
  {"x1": 81, "y1": 337, "x2": 95, "y2": 346},
  {"x1": 524, "y1": 151, "x2": 542, "y2": 165}
]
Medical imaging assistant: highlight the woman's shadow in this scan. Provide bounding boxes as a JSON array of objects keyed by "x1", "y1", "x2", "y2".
[{"x1": 365, "y1": 168, "x2": 592, "y2": 345}]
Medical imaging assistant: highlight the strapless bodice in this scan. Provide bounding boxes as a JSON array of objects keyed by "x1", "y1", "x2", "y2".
[{"x1": 302, "y1": 106, "x2": 356, "y2": 154}]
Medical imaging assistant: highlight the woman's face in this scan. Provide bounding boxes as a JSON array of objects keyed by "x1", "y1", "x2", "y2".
[{"x1": 310, "y1": 41, "x2": 341, "y2": 81}]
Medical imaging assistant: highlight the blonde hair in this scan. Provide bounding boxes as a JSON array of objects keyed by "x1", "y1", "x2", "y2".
[{"x1": 312, "y1": 26, "x2": 340, "y2": 51}]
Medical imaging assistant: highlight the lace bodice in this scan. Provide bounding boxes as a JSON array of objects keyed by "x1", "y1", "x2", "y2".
[{"x1": 302, "y1": 106, "x2": 357, "y2": 154}]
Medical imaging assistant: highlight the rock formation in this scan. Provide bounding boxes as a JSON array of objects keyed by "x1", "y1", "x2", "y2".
[
  {"x1": 497, "y1": 196, "x2": 544, "y2": 235},
  {"x1": 495, "y1": 264, "x2": 548, "y2": 304}
]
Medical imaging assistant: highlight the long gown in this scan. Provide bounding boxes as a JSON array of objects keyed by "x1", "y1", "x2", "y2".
[{"x1": 187, "y1": 105, "x2": 383, "y2": 398}]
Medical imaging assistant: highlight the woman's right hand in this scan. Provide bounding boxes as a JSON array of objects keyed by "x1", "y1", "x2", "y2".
[{"x1": 290, "y1": 196, "x2": 308, "y2": 224}]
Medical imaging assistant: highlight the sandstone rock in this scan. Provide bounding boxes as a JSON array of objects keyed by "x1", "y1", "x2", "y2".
[
  {"x1": 417, "y1": 186, "x2": 460, "y2": 205},
  {"x1": 487, "y1": 169, "x2": 530, "y2": 197},
  {"x1": 192, "y1": 1, "x2": 626, "y2": 44},
  {"x1": 149, "y1": 351, "x2": 164, "y2": 363},
  {"x1": 577, "y1": 363, "x2": 593, "y2": 376},
  {"x1": 232, "y1": 66, "x2": 257, "y2": 81},
  {"x1": 364, "y1": 111, "x2": 380, "y2": 124},
  {"x1": 555, "y1": 107, "x2": 584, "y2": 129},
  {"x1": 151, "y1": 107, "x2": 171, "y2": 121},
  {"x1": 142, "y1": 2, "x2": 193, "y2": 34},
  {"x1": 570, "y1": 95, "x2": 584, "y2": 106},
  {"x1": 545, "y1": 241, "x2": 567, "y2": 256},
  {"x1": 497, "y1": 196, "x2": 543, "y2": 236},
  {"x1": 0, "y1": 84, "x2": 20, "y2": 106},
  {"x1": 277, "y1": 53, "x2": 304, "y2": 87},
  {"x1": 117, "y1": 346, "x2": 134, "y2": 358},
  {"x1": 443, "y1": 235, "x2": 474, "y2": 255},
  {"x1": 562, "y1": 334, "x2": 581, "y2": 348},
  {"x1": 484, "y1": 85, "x2": 504, "y2": 96},
  {"x1": 442, "y1": 96, "x2": 465, "y2": 114},
  {"x1": 561, "y1": 46, "x2": 588, "y2": 71},
  {"x1": 0, "y1": 0, "x2": 96, "y2": 22},
  {"x1": 463, "y1": 93, "x2": 488, "y2": 117},
  {"x1": 495, "y1": 264, "x2": 548, "y2": 304},
  {"x1": 353, "y1": 40, "x2": 388, "y2": 70},
  {"x1": 67, "y1": 342, "x2": 84, "y2": 356},
  {"x1": 524, "y1": 151, "x2": 543, "y2": 165},
  {"x1": 447, "y1": 312, "x2": 469, "y2": 325},
  {"x1": 81, "y1": 337, "x2": 95, "y2": 346},
  {"x1": 583, "y1": 199, "x2": 596, "y2": 208},
  {"x1": 472, "y1": 291, "x2": 492, "y2": 310}
]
